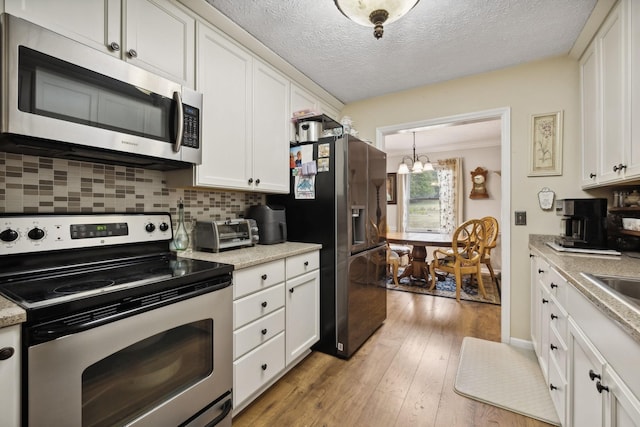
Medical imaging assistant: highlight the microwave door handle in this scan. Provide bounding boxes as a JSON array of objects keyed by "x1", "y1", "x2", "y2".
[{"x1": 173, "y1": 91, "x2": 184, "y2": 152}]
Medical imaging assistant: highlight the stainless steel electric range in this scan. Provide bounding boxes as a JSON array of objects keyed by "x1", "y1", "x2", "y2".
[{"x1": 0, "y1": 213, "x2": 234, "y2": 427}]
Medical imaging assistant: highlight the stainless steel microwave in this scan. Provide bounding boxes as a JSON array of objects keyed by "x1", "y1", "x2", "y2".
[{"x1": 0, "y1": 14, "x2": 202, "y2": 170}]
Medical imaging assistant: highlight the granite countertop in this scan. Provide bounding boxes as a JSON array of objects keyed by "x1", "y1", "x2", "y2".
[
  {"x1": 178, "y1": 241, "x2": 322, "y2": 269},
  {"x1": 0, "y1": 296, "x2": 26, "y2": 328},
  {"x1": 529, "y1": 235, "x2": 640, "y2": 344}
]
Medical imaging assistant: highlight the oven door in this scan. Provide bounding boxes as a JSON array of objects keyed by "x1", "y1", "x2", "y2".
[{"x1": 26, "y1": 286, "x2": 232, "y2": 427}]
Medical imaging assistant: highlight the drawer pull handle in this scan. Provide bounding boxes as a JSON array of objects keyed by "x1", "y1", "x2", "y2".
[
  {"x1": 529, "y1": 254, "x2": 534, "y2": 258},
  {"x1": 549, "y1": 384, "x2": 558, "y2": 391},
  {"x1": 261, "y1": 274, "x2": 268, "y2": 281},
  {"x1": 289, "y1": 288, "x2": 295, "y2": 293},
  {"x1": 261, "y1": 363, "x2": 268, "y2": 371},
  {"x1": 550, "y1": 314, "x2": 558, "y2": 320},
  {"x1": 613, "y1": 163, "x2": 627, "y2": 172},
  {"x1": 542, "y1": 298, "x2": 549, "y2": 304},
  {"x1": 261, "y1": 329, "x2": 268, "y2": 335},
  {"x1": 550, "y1": 344, "x2": 558, "y2": 351},
  {"x1": 304, "y1": 261, "x2": 309, "y2": 266},
  {"x1": 589, "y1": 172, "x2": 596, "y2": 179},
  {"x1": 261, "y1": 301, "x2": 268, "y2": 308},
  {"x1": 596, "y1": 381, "x2": 609, "y2": 393},
  {"x1": 589, "y1": 370, "x2": 601, "y2": 381},
  {"x1": 538, "y1": 269, "x2": 545, "y2": 274},
  {"x1": 0, "y1": 347, "x2": 14, "y2": 360},
  {"x1": 550, "y1": 283, "x2": 558, "y2": 289}
]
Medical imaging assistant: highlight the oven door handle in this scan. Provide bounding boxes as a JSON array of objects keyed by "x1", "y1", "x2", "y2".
[{"x1": 204, "y1": 398, "x2": 232, "y2": 427}]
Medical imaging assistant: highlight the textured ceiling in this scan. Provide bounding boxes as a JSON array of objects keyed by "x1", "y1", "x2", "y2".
[{"x1": 205, "y1": 0, "x2": 598, "y2": 104}]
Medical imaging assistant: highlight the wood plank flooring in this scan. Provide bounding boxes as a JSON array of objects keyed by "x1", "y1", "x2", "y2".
[{"x1": 232, "y1": 290, "x2": 555, "y2": 427}]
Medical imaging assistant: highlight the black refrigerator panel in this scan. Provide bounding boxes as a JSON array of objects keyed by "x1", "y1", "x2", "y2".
[
  {"x1": 347, "y1": 139, "x2": 369, "y2": 255},
  {"x1": 367, "y1": 143, "x2": 388, "y2": 246}
]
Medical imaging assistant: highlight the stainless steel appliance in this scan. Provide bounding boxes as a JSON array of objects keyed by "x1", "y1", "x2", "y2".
[
  {"x1": 0, "y1": 213, "x2": 233, "y2": 426},
  {"x1": 0, "y1": 14, "x2": 202, "y2": 170},
  {"x1": 555, "y1": 198, "x2": 608, "y2": 249},
  {"x1": 194, "y1": 219, "x2": 257, "y2": 252},
  {"x1": 268, "y1": 135, "x2": 387, "y2": 358}
]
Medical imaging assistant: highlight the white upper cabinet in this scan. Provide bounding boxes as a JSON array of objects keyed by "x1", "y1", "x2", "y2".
[
  {"x1": 4, "y1": 0, "x2": 195, "y2": 87},
  {"x1": 167, "y1": 23, "x2": 289, "y2": 193},
  {"x1": 580, "y1": 0, "x2": 640, "y2": 187}
]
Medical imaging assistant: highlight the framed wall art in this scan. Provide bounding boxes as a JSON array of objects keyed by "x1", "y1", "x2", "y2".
[
  {"x1": 386, "y1": 173, "x2": 397, "y2": 204},
  {"x1": 529, "y1": 110, "x2": 563, "y2": 176}
]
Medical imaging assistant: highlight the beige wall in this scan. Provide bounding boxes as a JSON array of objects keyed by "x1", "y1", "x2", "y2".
[{"x1": 342, "y1": 56, "x2": 591, "y2": 342}]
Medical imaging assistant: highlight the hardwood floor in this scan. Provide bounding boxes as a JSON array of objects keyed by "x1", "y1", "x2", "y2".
[{"x1": 232, "y1": 290, "x2": 555, "y2": 427}]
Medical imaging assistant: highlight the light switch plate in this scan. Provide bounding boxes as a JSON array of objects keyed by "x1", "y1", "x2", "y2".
[{"x1": 515, "y1": 211, "x2": 527, "y2": 226}]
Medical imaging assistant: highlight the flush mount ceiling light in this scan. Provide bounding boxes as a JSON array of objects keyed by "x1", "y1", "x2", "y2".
[
  {"x1": 397, "y1": 132, "x2": 433, "y2": 174},
  {"x1": 334, "y1": 0, "x2": 420, "y2": 39}
]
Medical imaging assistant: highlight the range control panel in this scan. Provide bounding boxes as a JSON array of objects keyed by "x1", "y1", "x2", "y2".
[{"x1": 0, "y1": 213, "x2": 173, "y2": 256}]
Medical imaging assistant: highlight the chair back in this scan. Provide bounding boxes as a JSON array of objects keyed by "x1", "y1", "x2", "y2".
[
  {"x1": 451, "y1": 219, "x2": 486, "y2": 265},
  {"x1": 481, "y1": 216, "x2": 499, "y2": 251}
]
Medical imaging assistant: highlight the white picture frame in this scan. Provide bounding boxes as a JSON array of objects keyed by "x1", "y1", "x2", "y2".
[{"x1": 528, "y1": 111, "x2": 563, "y2": 176}]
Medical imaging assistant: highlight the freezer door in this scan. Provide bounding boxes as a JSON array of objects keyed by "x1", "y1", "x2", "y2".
[
  {"x1": 348, "y1": 140, "x2": 369, "y2": 254},
  {"x1": 367, "y1": 144, "x2": 387, "y2": 245},
  {"x1": 337, "y1": 245, "x2": 387, "y2": 357}
]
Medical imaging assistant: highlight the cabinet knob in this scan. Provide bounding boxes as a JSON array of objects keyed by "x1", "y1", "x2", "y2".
[
  {"x1": 549, "y1": 384, "x2": 558, "y2": 391},
  {"x1": 613, "y1": 163, "x2": 627, "y2": 172},
  {"x1": 542, "y1": 298, "x2": 549, "y2": 304},
  {"x1": 261, "y1": 274, "x2": 267, "y2": 281},
  {"x1": 255, "y1": 179, "x2": 260, "y2": 185},
  {"x1": 304, "y1": 261, "x2": 309, "y2": 266},
  {"x1": 261, "y1": 301, "x2": 268, "y2": 308},
  {"x1": 127, "y1": 49, "x2": 138, "y2": 58},
  {"x1": 550, "y1": 313, "x2": 558, "y2": 320},
  {"x1": 550, "y1": 344, "x2": 558, "y2": 351},
  {"x1": 248, "y1": 178, "x2": 254, "y2": 184},
  {"x1": 261, "y1": 328, "x2": 268, "y2": 335},
  {"x1": 529, "y1": 254, "x2": 535, "y2": 258},
  {"x1": 0, "y1": 347, "x2": 14, "y2": 360},
  {"x1": 261, "y1": 363, "x2": 268, "y2": 371},
  {"x1": 108, "y1": 41, "x2": 120, "y2": 52},
  {"x1": 538, "y1": 269, "x2": 545, "y2": 274},
  {"x1": 589, "y1": 369, "x2": 601, "y2": 381},
  {"x1": 289, "y1": 288, "x2": 294, "y2": 293},
  {"x1": 596, "y1": 381, "x2": 609, "y2": 393},
  {"x1": 550, "y1": 283, "x2": 558, "y2": 289},
  {"x1": 589, "y1": 173, "x2": 596, "y2": 179}
]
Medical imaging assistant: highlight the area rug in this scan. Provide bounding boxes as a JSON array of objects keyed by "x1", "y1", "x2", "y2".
[
  {"x1": 455, "y1": 337, "x2": 560, "y2": 426},
  {"x1": 386, "y1": 268, "x2": 500, "y2": 305}
]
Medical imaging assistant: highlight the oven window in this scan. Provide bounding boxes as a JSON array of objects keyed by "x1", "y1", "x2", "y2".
[
  {"x1": 82, "y1": 320, "x2": 213, "y2": 427},
  {"x1": 18, "y1": 46, "x2": 173, "y2": 142}
]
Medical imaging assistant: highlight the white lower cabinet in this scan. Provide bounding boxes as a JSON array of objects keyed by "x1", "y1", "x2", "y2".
[
  {"x1": 531, "y1": 249, "x2": 640, "y2": 427},
  {"x1": 232, "y1": 250, "x2": 320, "y2": 415},
  {"x1": 0, "y1": 325, "x2": 20, "y2": 427}
]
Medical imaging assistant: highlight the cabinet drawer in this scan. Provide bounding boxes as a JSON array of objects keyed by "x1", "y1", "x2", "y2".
[
  {"x1": 234, "y1": 283, "x2": 285, "y2": 329},
  {"x1": 286, "y1": 251, "x2": 319, "y2": 280},
  {"x1": 233, "y1": 332, "x2": 285, "y2": 408},
  {"x1": 234, "y1": 260, "x2": 285, "y2": 300},
  {"x1": 548, "y1": 267, "x2": 568, "y2": 308},
  {"x1": 548, "y1": 356, "x2": 566, "y2": 424},
  {"x1": 234, "y1": 308, "x2": 285, "y2": 359},
  {"x1": 548, "y1": 296, "x2": 568, "y2": 345},
  {"x1": 549, "y1": 326, "x2": 567, "y2": 380}
]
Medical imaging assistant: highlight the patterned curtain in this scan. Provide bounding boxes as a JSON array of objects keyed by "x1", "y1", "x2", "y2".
[
  {"x1": 396, "y1": 173, "x2": 409, "y2": 232},
  {"x1": 435, "y1": 158, "x2": 463, "y2": 233}
]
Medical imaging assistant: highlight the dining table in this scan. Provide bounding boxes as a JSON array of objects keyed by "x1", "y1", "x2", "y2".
[{"x1": 386, "y1": 231, "x2": 454, "y2": 282}]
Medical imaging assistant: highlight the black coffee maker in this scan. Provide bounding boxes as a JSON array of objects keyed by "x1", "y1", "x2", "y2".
[{"x1": 555, "y1": 198, "x2": 608, "y2": 249}]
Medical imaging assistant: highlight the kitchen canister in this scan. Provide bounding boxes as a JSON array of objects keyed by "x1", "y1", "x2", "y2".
[{"x1": 297, "y1": 121, "x2": 322, "y2": 143}]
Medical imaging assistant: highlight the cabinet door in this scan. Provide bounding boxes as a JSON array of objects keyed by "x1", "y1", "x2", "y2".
[
  {"x1": 124, "y1": 0, "x2": 195, "y2": 87},
  {"x1": 290, "y1": 83, "x2": 319, "y2": 141},
  {"x1": 598, "y1": 3, "x2": 627, "y2": 183},
  {"x1": 0, "y1": 326, "x2": 20, "y2": 427},
  {"x1": 252, "y1": 59, "x2": 290, "y2": 193},
  {"x1": 530, "y1": 254, "x2": 542, "y2": 357},
  {"x1": 195, "y1": 23, "x2": 253, "y2": 190},
  {"x1": 318, "y1": 99, "x2": 341, "y2": 122},
  {"x1": 569, "y1": 319, "x2": 607, "y2": 427},
  {"x1": 285, "y1": 270, "x2": 320, "y2": 366},
  {"x1": 628, "y1": 0, "x2": 640, "y2": 179},
  {"x1": 4, "y1": 0, "x2": 120, "y2": 57},
  {"x1": 604, "y1": 365, "x2": 640, "y2": 427},
  {"x1": 580, "y1": 42, "x2": 600, "y2": 187}
]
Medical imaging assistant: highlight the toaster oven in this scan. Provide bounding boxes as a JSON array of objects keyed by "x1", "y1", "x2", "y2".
[{"x1": 194, "y1": 219, "x2": 257, "y2": 252}]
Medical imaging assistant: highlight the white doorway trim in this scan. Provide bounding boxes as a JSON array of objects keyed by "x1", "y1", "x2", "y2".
[{"x1": 375, "y1": 107, "x2": 512, "y2": 343}]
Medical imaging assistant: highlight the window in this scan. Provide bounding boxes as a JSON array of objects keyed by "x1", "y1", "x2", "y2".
[{"x1": 406, "y1": 170, "x2": 441, "y2": 231}]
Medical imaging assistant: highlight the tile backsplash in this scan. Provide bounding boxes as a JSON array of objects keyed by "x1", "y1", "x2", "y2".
[{"x1": 0, "y1": 152, "x2": 265, "y2": 226}]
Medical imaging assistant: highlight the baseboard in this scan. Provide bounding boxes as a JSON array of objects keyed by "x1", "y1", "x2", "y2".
[{"x1": 508, "y1": 337, "x2": 534, "y2": 350}]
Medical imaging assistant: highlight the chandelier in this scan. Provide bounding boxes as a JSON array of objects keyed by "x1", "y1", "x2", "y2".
[
  {"x1": 397, "y1": 132, "x2": 433, "y2": 174},
  {"x1": 334, "y1": 0, "x2": 420, "y2": 39}
]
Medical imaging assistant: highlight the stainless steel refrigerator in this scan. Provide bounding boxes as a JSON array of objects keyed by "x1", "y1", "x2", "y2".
[{"x1": 268, "y1": 135, "x2": 387, "y2": 358}]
